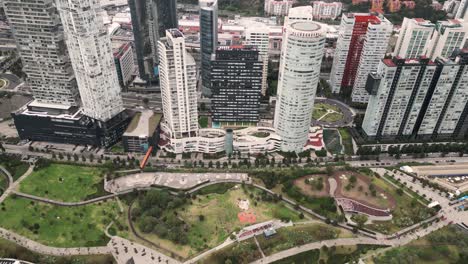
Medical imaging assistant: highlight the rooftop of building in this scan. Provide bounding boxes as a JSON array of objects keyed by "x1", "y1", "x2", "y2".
[
  {"x1": 15, "y1": 100, "x2": 83, "y2": 120},
  {"x1": 168, "y1": 28, "x2": 184, "y2": 38},
  {"x1": 123, "y1": 110, "x2": 161, "y2": 138},
  {"x1": 290, "y1": 21, "x2": 322, "y2": 32},
  {"x1": 383, "y1": 56, "x2": 436, "y2": 67}
]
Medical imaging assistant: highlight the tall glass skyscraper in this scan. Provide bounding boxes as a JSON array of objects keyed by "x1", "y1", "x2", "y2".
[
  {"x1": 200, "y1": 0, "x2": 218, "y2": 97},
  {"x1": 129, "y1": 0, "x2": 178, "y2": 82}
]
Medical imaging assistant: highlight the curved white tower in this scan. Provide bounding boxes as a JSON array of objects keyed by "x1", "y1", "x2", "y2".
[
  {"x1": 57, "y1": 0, "x2": 123, "y2": 121},
  {"x1": 274, "y1": 21, "x2": 326, "y2": 152}
]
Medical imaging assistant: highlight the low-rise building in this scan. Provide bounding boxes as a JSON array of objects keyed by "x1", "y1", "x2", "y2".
[{"x1": 122, "y1": 111, "x2": 161, "y2": 153}]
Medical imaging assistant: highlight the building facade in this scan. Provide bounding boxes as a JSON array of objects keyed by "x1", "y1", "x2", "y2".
[
  {"x1": 330, "y1": 13, "x2": 392, "y2": 102},
  {"x1": 426, "y1": 20, "x2": 468, "y2": 60},
  {"x1": 57, "y1": 0, "x2": 124, "y2": 122},
  {"x1": 245, "y1": 27, "x2": 270, "y2": 95},
  {"x1": 128, "y1": 0, "x2": 178, "y2": 82},
  {"x1": 200, "y1": 0, "x2": 218, "y2": 97},
  {"x1": 264, "y1": 0, "x2": 294, "y2": 17},
  {"x1": 362, "y1": 51, "x2": 468, "y2": 140},
  {"x1": 456, "y1": 0, "x2": 468, "y2": 19},
  {"x1": 312, "y1": 1, "x2": 343, "y2": 20},
  {"x1": 274, "y1": 21, "x2": 326, "y2": 152},
  {"x1": 113, "y1": 42, "x2": 135, "y2": 88},
  {"x1": 158, "y1": 29, "x2": 198, "y2": 139},
  {"x1": 3, "y1": 0, "x2": 79, "y2": 106},
  {"x1": 211, "y1": 46, "x2": 263, "y2": 125},
  {"x1": 351, "y1": 16, "x2": 393, "y2": 103},
  {"x1": 394, "y1": 18, "x2": 434, "y2": 59}
]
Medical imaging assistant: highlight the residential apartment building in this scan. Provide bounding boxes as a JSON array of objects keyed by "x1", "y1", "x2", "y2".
[
  {"x1": 8, "y1": 0, "x2": 130, "y2": 147},
  {"x1": 128, "y1": 0, "x2": 178, "y2": 82},
  {"x1": 3, "y1": 0, "x2": 79, "y2": 106},
  {"x1": 113, "y1": 42, "x2": 135, "y2": 88},
  {"x1": 456, "y1": 0, "x2": 468, "y2": 19},
  {"x1": 158, "y1": 29, "x2": 198, "y2": 139},
  {"x1": 274, "y1": 20, "x2": 326, "y2": 152},
  {"x1": 426, "y1": 19, "x2": 468, "y2": 60},
  {"x1": 210, "y1": 46, "x2": 263, "y2": 125},
  {"x1": 245, "y1": 27, "x2": 269, "y2": 95},
  {"x1": 394, "y1": 18, "x2": 434, "y2": 59},
  {"x1": 362, "y1": 51, "x2": 468, "y2": 140},
  {"x1": 330, "y1": 13, "x2": 392, "y2": 103},
  {"x1": 200, "y1": 0, "x2": 218, "y2": 97},
  {"x1": 57, "y1": 0, "x2": 124, "y2": 122},
  {"x1": 264, "y1": 0, "x2": 294, "y2": 17},
  {"x1": 312, "y1": 1, "x2": 342, "y2": 20}
]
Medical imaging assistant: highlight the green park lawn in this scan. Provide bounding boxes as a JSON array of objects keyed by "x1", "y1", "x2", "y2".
[
  {"x1": 372, "y1": 225, "x2": 468, "y2": 264},
  {"x1": 0, "y1": 238, "x2": 116, "y2": 264},
  {"x1": 256, "y1": 223, "x2": 351, "y2": 256},
  {"x1": 0, "y1": 174, "x2": 7, "y2": 195},
  {"x1": 0, "y1": 154, "x2": 29, "y2": 180},
  {"x1": 198, "y1": 116, "x2": 209, "y2": 128},
  {"x1": 338, "y1": 128, "x2": 354, "y2": 155},
  {"x1": 135, "y1": 185, "x2": 301, "y2": 258},
  {"x1": 199, "y1": 238, "x2": 262, "y2": 263},
  {"x1": 0, "y1": 196, "x2": 127, "y2": 247},
  {"x1": 364, "y1": 172, "x2": 433, "y2": 234},
  {"x1": 19, "y1": 164, "x2": 107, "y2": 202},
  {"x1": 323, "y1": 129, "x2": 343, "y2": 155},
  {"x1": 312, "y1": 103, "x2": 344, "y2": 123}
]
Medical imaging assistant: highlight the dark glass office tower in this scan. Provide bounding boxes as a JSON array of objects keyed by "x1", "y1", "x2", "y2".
[
  {"x1": 200, "y1": 0, "x2": 218, "y2": 97},
  {"x1": 211, "y1": 46, "x2": 263, "y2": 125},
  {"x1": 129, "y1": 0, "x2": 178, "y2": 82}
]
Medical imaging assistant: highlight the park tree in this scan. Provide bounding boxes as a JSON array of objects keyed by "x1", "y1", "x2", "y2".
[{"x1": 352, "y1": 214, "x2": 368, "y2": 229}]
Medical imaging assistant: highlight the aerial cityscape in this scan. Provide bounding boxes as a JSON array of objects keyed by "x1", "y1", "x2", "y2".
[{"x1": 0, "y1": 0, "x2": 468, "y2": 263}]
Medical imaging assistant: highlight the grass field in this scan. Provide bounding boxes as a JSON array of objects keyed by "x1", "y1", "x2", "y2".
[
  {"x1": 256, "y1": 223, "x2": 350, "y2": 256},
  {"x1": 136, "y1": 185, "x2": 300, "y2": 258},
  {"x1": 0, "y1": 238, "x2": 116, "y2": 264},
  {"x1": 338, "y1": 128, "x2": 354, "y2": 155},
  {"x1": 198, "y1": 238, "x2": 261, "y2": 263},
  {"x1": 109, "y1": 142, "x2": 125, "y2": 153},
  {"x1": 0, "y1": 173, "x2": 7, "y2": 195},
  {"x1": 0, "y1": 196, "x2": 127, "y2": 247},
  {"x1": 323, "y1": 129, "x2": 343, "y2": 155},
  {"x1": 364, "y1": 173, "x2": 433, "y2": 234},
  {"x1": 336, "y1": 171, "x2": 395, "y2": 210},
  {"x1": 0, "y1": 154, "x2": 29, "y2": 181},
  {"x1": 199, "y1": 116, "x2": 208, "y2": 128},
  {"x1": 312, "y1": 103, "x2": 344, "y2": 123},
  {"x1": 371, "y1": 225, "x2": 468, "y2": 264},
  {"x1": 19, "y1": 164, "x2": 107, "y2": 202}
]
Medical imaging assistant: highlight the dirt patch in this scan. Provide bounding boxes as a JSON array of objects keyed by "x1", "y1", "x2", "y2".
[
  {"x1": 333, "y1": 171, "x2": 396, "y2": 210},
  {"x1": 293, "y1": 175, "x2": 330, "y2": 198}
]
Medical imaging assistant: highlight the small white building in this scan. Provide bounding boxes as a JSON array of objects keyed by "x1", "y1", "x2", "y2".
[
  {"x1": 312, "y1": 1, "x2": 342, "y2": 20},
  {"x1": 264, "y1": 0, "x2": 294, "y2": 17}
]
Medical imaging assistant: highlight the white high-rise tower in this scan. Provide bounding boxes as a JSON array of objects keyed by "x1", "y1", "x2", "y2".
[
  {"x1": 158, "y1": 29, "x2": 198, "y2": 139},
  {"x1": 274, "y1": 21, "x2": 326, "y2": 152},
  {"x1": 57, "y1": 0, "x2": 123, "y2": 121},
  {"x1": 3, "y1": 0, "x2": 79, "y2": 107},
  {"x1": 393, "y1": 18, "x2": 434, "y2": 59}
]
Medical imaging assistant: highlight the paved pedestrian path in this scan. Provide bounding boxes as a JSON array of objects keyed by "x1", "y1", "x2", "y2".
[{"x1": 0, "y1": 227, "x2": 110, "y2": 256}]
